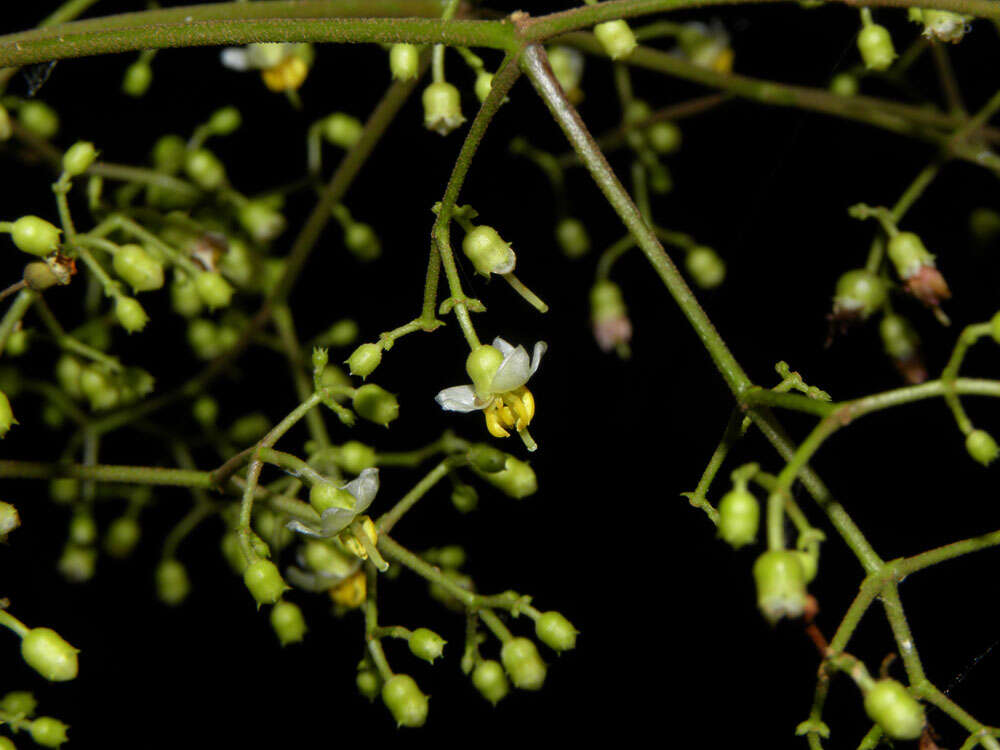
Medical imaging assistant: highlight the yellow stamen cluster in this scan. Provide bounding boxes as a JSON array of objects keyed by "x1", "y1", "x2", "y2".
[
  {"x1": 261, "y1": 56, "x2": 309, "y2": 92},
  {"x1": 483, "y1": 386, "x2": 535, "y2": 438},
  {"x1": 329, "y1": 570, "x2": 366, "y2": 608},
  {"x1": 343, "y1": 516, "x2": 377, "y2": 560}
]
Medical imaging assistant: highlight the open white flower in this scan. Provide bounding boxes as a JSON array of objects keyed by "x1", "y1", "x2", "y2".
[
  {"x1": 436, "y1": 338, "x2": 546, "y2": 448},
  {"x1": 286, "y1": 468, "x2": 379, "y2": 539},
  {"x1": 220, "y1": 43, "x2": 312, "y2": 92}
]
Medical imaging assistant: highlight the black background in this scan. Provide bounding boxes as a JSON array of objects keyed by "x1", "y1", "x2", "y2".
[{"x1": 3, "y1": 1, "x2": 1000, "y2": 747}]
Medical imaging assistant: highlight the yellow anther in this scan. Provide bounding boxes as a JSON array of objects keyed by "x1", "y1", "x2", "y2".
[
  {"x1": 504, "y1": 387, "x2": 535, "y2": 429},
  {"x1": 329, "y1": 570, "x2": 366, "y2": 608},
  {"x1": 712, "y1": 48, "x2": 734, "y2": 74},
  {"x1": 342, "y1": 517, "x2": 377, "y2": 560},
  {"x1": 498, "y1": 404, "x2": 516, "y2": 429},
  {"x1": 261, "y1": 56, "x2": 309, "y2": 91},
  {"x1": 484, "y1": 405, "x2": 510, "y2": 438},
  {"x1": 518, "y1": 387, "x2": 535, "y2": 422}
]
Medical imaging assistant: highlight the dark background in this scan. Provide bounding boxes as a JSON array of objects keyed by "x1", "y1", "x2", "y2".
[{"x1": 3, "y1": 1, "x2": 1000, "y2": 747}]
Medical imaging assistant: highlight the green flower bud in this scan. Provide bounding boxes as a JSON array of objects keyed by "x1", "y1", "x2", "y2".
[
  {"x1": 50, "y1": 478, "x2": 79, "y2": 504},
  {"x1": 463, "y1": 225, "x2": 515, "y2": 276},
  {"x1": 353, "y1": 383, "x2": 399, "y2": 426},
  {"x1": 156, "y1": 558, "x2": 191, "y2": 606},
  {"x1": 243, "y1": 559, "x2": 288, "y2": 606},
  {"x1": 0, "y1": 390, "x2": 15, "y2": 438},
  {"x1": 795, "y1": 549, "x2": 819, "y2": 584},
  {"x1": 423, "y1": 81, "x2": 465, "y2": 136},
  {"x1": 6, "y1": 328, "x2": 28, "y2": 357},
  {"x1": 309, "y1": 481, "x2": 355, "y2": 513},
  {"x1": 427, "y1": 545, "x2": 466, "y2": 569},
  {"x1": 472, "y1": 659, "x2": 509, "y2": 704},
  {"x1": 344, "y1": 222, "x2": 381, "y2": 261},
  {"x1": 451, "y1": 484, "x2": 478, "y2": 513},
  {"x1": 220, "y1": 238, "x2": 256, "y2": 286},
  {"x1": 324, "y1": 319, "x2": 359, "y2": 347},
  {"x1": 0, "y1": 500, "x2": 20, "y2": 537},
  {"x1": 187, "y1": 319, "x2": 220, "y2": 360},
  {"x1": 717, "y1": 486, "x2": 760, "y2": 548},
  {"x1": 18, "y1": 101, "x2": 59, "y2": 139},
  {"x1": 381, "y1": 674, "x2": 429, "y2": 727},
  {"x1": 408, "y1": 628, "x2": 446, "y2": 663},
  {"x1": 346, "y1": 343, "x2": 382, "y2": 378},
  {"x1": 501, "y1": 637, "x2": 547, "y2": 690},
  {"x1": 194, "y1": 272, "x2": 234, "y2": 310},
  {"x1": 863, "y1": 679, "x2": 925, "y2": 740},
  {"x1": 323, "y1": 112, "x2": 363, "y2": 148},
  {"x1": 0, "y1": 105, "x2": 12, "y2": 141},
  {"x1": 548, "y1": 46, "x2": 584, "y2": 95},
  {"x1": 594, "y1": 20, "x2": 637, "y2": 60},
  {"x1": 686, "y1": 246, "x2": 726, "y2": 289},
  {"x1": 55, "y1": 543, "x2": 92, "y2": 580},
  {"x1": 192, "y1": 395, "x2": 218, "y2": 426},
  {"x1": 207, "y1": 106, "x2": 241, "y2": 136},
  {"x1": 23, "y1": 261, "x2": 60, "y2": 291},
  {"x1": 468, "y1": 444, "x2": 507, "y2": 473},
  {"x1": 62, "y1": 142, "x2": 97, "y2": 177},
  {"x1": 29, "y1": 717, "x2": 69, "y2": 748},
  {"x1": 122, "y1": 61, "x2": 153, "y2": 97},
  {"x1": 830, "y1": 72, "x2": 858, "y2": 97},
  {"x1": 648, "y1": 120, "x2": 682, "y2": 155},
  {"x1": 303, "y1": 539, "x2": 355, "y2": 576},
  {"x1": 357, "y1": 669, "x2": 380, "y2": 701},
  {"x1": 753, "y1": 550, "x2": 807, "y2": 624},
  {"x1": 389, "y1": 43, "x2": 420, "y2": 80},
  {"x1": 10, "y1": 216, "x2": 61, "y2": 257},
  {"x1": 229, "y1": 413, "x2": 270, "y2": 444},
  {"x1": 68, "y1": 513, "x2": 96, "y2": 546},
  {"x1": 857, "y1": 23, "x2": 896, "y2": 71},
  {"x1": 1, "y1": 690, "x2": 38, "y2": 717},
  {"x1": 171, "y1": 275, "x2": 203, "y2": 317},
  {"x1": 535, "y1": 611, "x2": 578, "y2": 652},
  {"x1": 833, "y1": 269, "x2": 887, "y2": 319},
  {"x1": 555, "y1": 217, "x2": 590, "y2": 258},
  {"x1": 879, "y1": 314, "x2": 919, "y2": 361},
  {"x1": 184, "y1": 148, "x2": 227, "y2": 191},
  {"x1": 270, "y1": 600, "x2": 307, "y2": 645},
  {"x1": 105, "y1": 516, "x2": 141, "y2": 558},
  {"x1": 238, "y1": 201, "x2": 286, "y2": 243},
  {"x1": 114, "y1": 296, "x2": 149, "y2": 334},
  {"x1": 152, "y1": 135, "x2": 186, "y2": 174},
  {"x1": 966, "y1": 429, "x2": 999, "y2": 466},
  {"x1": 338, "y1": 440, "x2": 377, "y2": 475},
  {"x1": 54, "y1": 356, "x2": 81, "y2": 400},
  {"x1": 112, "y1": 244, "x2": 164, "y2": 292},
  {"x1": 887, "y1": 231, "x2": 933, "y2": 279},
  {"x1": 21, "y1": 628, "x2": 79, "y2": 682},
  {"x1": 482, "y1": 457, "x2": 537, "y2": 499},
  {"x1": 466, "y1": 344, "x2": 504, "y2": 397},
  {"x1": 970, "y1": 208, "x2": 1000, "y2": 245},
  {"x1": 475, "y1": 71, "x2": 494, "y2": 103}
]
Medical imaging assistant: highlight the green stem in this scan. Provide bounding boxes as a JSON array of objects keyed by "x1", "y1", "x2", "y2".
[
  {"x1": 0, "y1": 288, "x2": 35, "y2": 357},
  {"x1": 376, "y1": 458, "x2": 460, "y2": 533},
  {"x1": 0, "y1": 459, "x2": 213, "y2": 487},
  {"x1": 0, "y1": 609, "x2": 30, "y2": 638},
  {"x1": 521, "y1": 43, "x2": 750, "y2": 397}
]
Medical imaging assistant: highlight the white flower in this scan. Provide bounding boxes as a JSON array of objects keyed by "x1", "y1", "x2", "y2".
[
  {"x1": 435, "y1": 338, "x2": 546, "y2": 447},
  {"x1": 220, "y1": 43, "x2": 311, "y2": 92},
  {"x1": 286, "y1": 468, "x2": 379, "y2": 539}
]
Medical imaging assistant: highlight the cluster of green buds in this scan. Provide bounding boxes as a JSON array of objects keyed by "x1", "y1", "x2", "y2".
[
  {"x1": 908, "y1": 7, "x2": 972, "y2": 43},
  {"x1": 55, "y1": 355, "x2": 155, "y2": 412},
  {"x1": 0, "y1": 691, "x2": 70, "y2": 748},
  {"x1": 621, "y1": 100, "x2": 673, "y2": 193}
]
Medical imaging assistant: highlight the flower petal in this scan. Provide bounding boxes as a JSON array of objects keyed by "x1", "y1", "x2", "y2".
[
  {"x1": 220, "y1": 47, "x2": 252, "y2": 71},
  {"x1": 319, "y1": 507, "x2": 356, "y2": 536},
  {"x1": 492, "y1": 337, "x2": 515, "y2": 356},
  {"x1": 490, "y1": 344, "x2": 532, "y2": 393},
  {"x1": 286, "y1": 518, "x2": 330, "y2": 539},
  {"x1": 342, "y1": 467, "x2": 379, "y2": 513},
  {"x1": 435, "y1": 385, "x2": 484, "y2": 412},
  {"x1": 285, "y1": 565, "x2": 350, "y2": 592},
  {"x1": 529, "y1": 341, "x2": 548, "y2": 376}
]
